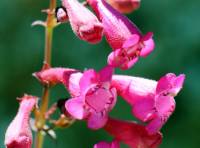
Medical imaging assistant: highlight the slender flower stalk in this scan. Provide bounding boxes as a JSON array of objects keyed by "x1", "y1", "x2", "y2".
[{"x1": 34, "y1": 0, "x2": 57, "y2": 147}]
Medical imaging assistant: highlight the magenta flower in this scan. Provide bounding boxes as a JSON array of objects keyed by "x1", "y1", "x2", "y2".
[
  {"x1": 104, "y1": 118, "x2": 162, "y2": 148},
  {"x1": 94, "y1": 140, "x2": 120, "y2": 148},
  {"x1": 5, "y1": 95, "x2": 38, "y2": 148},
  {"x1": 87, "y1": 0, "x2": 154, "y2": 69},
  {"x1": 34, "y1": 67, "x2": 77, "y2": 86},
  {"x1": 62, "y1": 0, "x2": 103, "y2": 44},
  {"x1": 107, "y1": 0, "x2": 140, "y2": 14},
  {"x1": 112, "y1": 73, "x2": 185, "y2": 134},
  {"x1": 65, "y1": 66, "x2": 117, "y2": 129}
]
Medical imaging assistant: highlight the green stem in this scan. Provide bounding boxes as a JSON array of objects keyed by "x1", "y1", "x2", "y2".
[{"x1": 34, "y1": 0, "x2": 56, "y2": 147}]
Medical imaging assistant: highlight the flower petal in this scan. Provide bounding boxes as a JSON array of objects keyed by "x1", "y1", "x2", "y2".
[
  {"x1": 104, "y1": 118, "x2": 162, "y2": 148},
  {"x1": 120, "y1": 57, "x2": 138, "y2": 70},
  {"x1": 146, "y1": 95, "x2": 175, "y2": 134},
  {"x1": 156, "y1": 73, "x2": 185, "y2": 96},
  {"x1": 112, "y1": 75, "x2": 157, "y2": 105},
  {"x1": 63, "y1": 72, "x2": 83, "y2": 97},
  {"x1": 107, "y1": 0, "x2": 140, "y2": 14},
  {"x1": 122, "y1": 34, "x2": 140, "y2": 49},
  {"x1": 94, "y1": 142, "x2": 111, "y2": 148},
  {"x1": 132, "y1": 96, "x2": 155, "y2": 122},
  {"x1": 140, "y1": 32, "x2": 155, "y2": 57},
  {"x1": 65, "y1": 97, "x2": 86, "y2": 120},
  {"x1": 88, "y1": 112, "x2": 108, "y2": 129},
  {"x1": 94, "y1": 140, "x2": 120, "y2": 148},
  {"x1": 99, "y1": 65, "x2": 114, "y2": 83},
  {"x1": 79, "y1": 69, "x2": 97, "y2": 93}
]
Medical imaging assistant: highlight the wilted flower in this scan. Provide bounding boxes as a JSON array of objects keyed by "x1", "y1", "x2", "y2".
[
  {"x1": 61, "y1": 0, "x2": 103, "y2": 44},
  {"x1": 87, "y1": 0, "x2": 154, "y2": 69},
  {"x1": 94, "y1": 140, "x2": 120, "y2": 148},
  {"x1": 112, "y1": 73, "x2": 185, "y2": 134},
  {"x1": 104, "y1": 118, "x2": 162, "y2": 148},
  {"x1": 107, "y1": 0, "x2": 140, "y2": 13},
  {"x1": 5, "y1": 95, "x2": 38, "y2": 148},
  {"x1": 65, "y1": 66, "x2": 117, "y2": 129}
]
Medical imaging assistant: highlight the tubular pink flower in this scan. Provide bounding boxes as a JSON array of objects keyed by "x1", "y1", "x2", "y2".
[
  {"x1": 87, "y1": 0, "x2": 154, "y2": 69},
  {"x1": 5, "y1": 95, "x2": 38, "y2": 148},
  {"x1": 62, "y1": 0, "x2": 103, "y2": 44},
  {"x1": 65, "y1": 66, "x2": 117, "y2": 129},
  {"x1": 94, "y1": 140, "x2": 120, "y2": 148},
  {"x1": 112, "y1": 73, "x2": 185, "y2": 134},
  {"x1": 34, "y1": 67, "x2": 78, "y2": 86},
  {"x1": 107, "y1": 0, "x2": 140, "y2": 14},
  {"x1": 104, "y1": 118, "x2": 162, "y2": 148}
]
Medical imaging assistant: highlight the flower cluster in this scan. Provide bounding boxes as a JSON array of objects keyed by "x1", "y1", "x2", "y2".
[{"x1": 5, "y1": 0, "x2": 185, "y2": 148}]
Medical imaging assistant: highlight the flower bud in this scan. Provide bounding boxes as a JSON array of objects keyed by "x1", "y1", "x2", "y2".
[
  {"x1": 55, "y1": 6, "x2": 69, "y2": 23},
  {"x1": 5, "y1": 95, "x2": 38, "y2": 148},
  {"x1": 62, "y1": 0, "x2": 103, "y2": 44},
  {"x1": 34, "y1": 67, "x2": 77, "y2": 86}
]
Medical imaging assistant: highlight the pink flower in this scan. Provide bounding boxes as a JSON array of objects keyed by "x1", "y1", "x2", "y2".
[
  {"x1": 65, "y1": 66, "x2": 117, "y2": 129},
  {"x1": 112, "y1": 73, "x2": 185, "y2": 134},
  {"x1": 62, "y1": 0, "x2": 103, "y2": 44},
  {"x1": 104, "y1": 118, "x2": 162, "y2": 148},
  {"x1": 94, "y1": 140, "x2": 120, "y2": 148},
  {"x1": 34, "y1": 67, "x2": 78, "y2": 86},
  {"x1": 87, "y1": 0, "x2": 154, "y2": 69},
  {"x1": 107, "y1": 0, "x2": 140, "y2": 14},
  {"x1": 5, "y1": 95, "x2": 38, "y2": 148}
]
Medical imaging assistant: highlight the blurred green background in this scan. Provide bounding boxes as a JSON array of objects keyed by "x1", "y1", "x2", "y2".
[{"x1": 0, "y1": 0, "x2": 200, "y2": 147}]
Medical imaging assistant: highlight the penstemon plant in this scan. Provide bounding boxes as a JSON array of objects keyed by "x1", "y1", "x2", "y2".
[{"x1": 4, "y1": 0, "x2": 185, "y2": 148}]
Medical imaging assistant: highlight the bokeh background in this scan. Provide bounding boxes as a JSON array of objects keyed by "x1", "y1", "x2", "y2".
[{"x1": 0, "y1": 0, "x2": 200, "y2": 147}]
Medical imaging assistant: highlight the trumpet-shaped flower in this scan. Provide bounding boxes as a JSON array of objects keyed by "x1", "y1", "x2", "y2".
[
  {"x1": 87, "y1": 0, "x2": 154, "y2": 69},
  {"x1": 5, "y1": 95, "x2": 38, "y2": 148},
  {"x1": 112, "y1": 73, "x2": 185, "y2": 134},
  {"x1": 62, "y1": 0, "x2": 103, "y2": 44},
  {"x1": 65, "y1": 66, "x2": 117, "y2": 129},
  {"x1": 104, "y1": 118, "x2": 162, "y2": 148}
]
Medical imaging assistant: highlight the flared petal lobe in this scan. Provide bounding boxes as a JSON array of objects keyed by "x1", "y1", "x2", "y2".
[
  {"x1": 5, "y1": 95, "x2": 38, "y2": 148},
  {"x1": 65, "y1": 97, "x2": 86, "y2": 120},
  {"x1": 156, "y1": 73, "x2": 185, "y2": 96}
]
